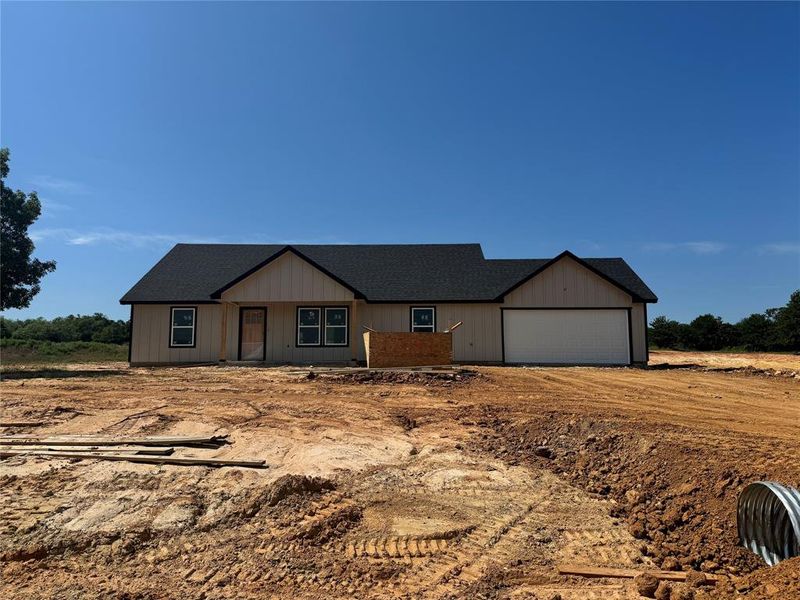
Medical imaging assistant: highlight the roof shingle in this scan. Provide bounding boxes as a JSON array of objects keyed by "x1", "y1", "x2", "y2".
[{"x1": 120, "y1": 244, "x2": 657, "y2": 304}]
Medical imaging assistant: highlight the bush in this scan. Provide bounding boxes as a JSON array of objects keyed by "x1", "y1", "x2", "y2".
[
  {"x1": 0, "y1": 338, "x2": 128, "y2": 363},
  {"x1": 649, "y1": 290, "x2": 799, "y2": 352},
  {"x1": 0, "y1": 313, "x2": 129, "y2": 344}
]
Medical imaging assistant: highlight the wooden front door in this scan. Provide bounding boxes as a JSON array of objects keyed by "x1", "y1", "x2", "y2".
[{"x1": 238, "y1": 308, "x2": 266, "y2": 361}]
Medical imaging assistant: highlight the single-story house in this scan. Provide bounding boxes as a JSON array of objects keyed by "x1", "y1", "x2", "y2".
[{"x1": 120, "y1": 244, "x2": 657, "y2": 366}]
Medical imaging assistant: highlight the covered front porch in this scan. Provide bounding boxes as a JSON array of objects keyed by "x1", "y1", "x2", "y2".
[{"x1": 217, "y1": 300, "x2": 364, "y2": 365}]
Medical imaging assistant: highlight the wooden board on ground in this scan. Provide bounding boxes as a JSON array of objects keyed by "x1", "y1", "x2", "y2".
[
  {"x1": 0, "y1": 434, "x2": 228, "y2": 448},
  {"x1": 2, "y1": 446, "x2": 175, "y2": 456},
  {"x1": 557, "y1": 564, "x2": 719, "y2": 583},
  {"x1": 0, "y1": 449, "x2": 266, "y2": 469}
]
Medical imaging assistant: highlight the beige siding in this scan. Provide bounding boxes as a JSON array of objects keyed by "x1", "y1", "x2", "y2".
[
  {"x1": 130, "y1": 304, "x2": 222, "y2": 364},
  {"x1": 221, "y1": 252, "x2": 354, "y2": 303},
  {"x1": 630, "y1": 303, "x2": 647, "y2": 363},
  {"x1": 263, "y1": 303, "x2": 352, "y2": 364},
  {"x1": 504, "y1": 256, "x2": 632, "y2": 307},
  {"x1": 359, "y1": 303, "x2": 503, "y2": 363}
]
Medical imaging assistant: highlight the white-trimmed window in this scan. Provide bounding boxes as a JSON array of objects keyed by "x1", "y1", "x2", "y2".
[
  {"x1": 297, "y1": 307, "x2": 321, "y2": 346},
  {"x1": 170, "y1": 307, "x2": 196, "y2": 347},
  {"x1": 297, "y1": 307, "x2": 349, "y2": 347},
  {"x1": 324, "y1": 307, "x2": 348, "y2": 346},
  {"x1": 411, "y1": 307, "x2": 435, "y2": 333}
]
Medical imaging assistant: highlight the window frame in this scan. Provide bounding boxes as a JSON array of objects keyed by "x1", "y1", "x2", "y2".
[
  {"x1": 296, "y1": 307, "x2": 322, "y2": 347},
  {"x1": 410, "y1": 306, "x2": 436, "y2": 333},
  {"x1": 169, "y1": 306, "x2": 197, "y2": 348},
  {"x1": 324, "y1": 307, "x2": 349, "y2": 347},
  {"x1": 296, "y1": 306, "x2": 350, "y2": 348}
]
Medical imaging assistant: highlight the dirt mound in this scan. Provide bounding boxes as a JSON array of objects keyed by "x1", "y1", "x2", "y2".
[
  {"x1": 703, "y1": 557, "x2": 800, "y2": 600},
  {"x1": 266, "y1": 474, "x2": 337, "y2": 507},
  {"x1": 468, "y1": 407, "x2": 799, "y2": 578},
  {"x1": 648, "y1": 363, "x2": 799, "y2": 379},
  {"x1": 291, "y1": 504, "x2": 363, "y2": 544},
  {"x1": 313, "y1": 369, "x2": 479, "y2": 385}
]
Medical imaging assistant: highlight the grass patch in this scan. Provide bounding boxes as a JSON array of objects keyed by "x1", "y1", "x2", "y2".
[{"x1": 0, "y1": 339, "x2": 128, "y2": 364}]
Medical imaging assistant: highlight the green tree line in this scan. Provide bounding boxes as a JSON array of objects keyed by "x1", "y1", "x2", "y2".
[
  {"x1": 0, "y1": 313, "x2": 129, "y2": 345},
  {"x1": 649, "y1": 290, "x2": 800, "y2": 352}
]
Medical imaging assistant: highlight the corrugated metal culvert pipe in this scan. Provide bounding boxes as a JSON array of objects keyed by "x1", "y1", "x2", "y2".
[{"x1": 737, "y1": 481, "x2": 800, "y2": 566}]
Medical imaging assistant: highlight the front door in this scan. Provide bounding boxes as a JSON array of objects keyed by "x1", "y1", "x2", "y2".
[{"x1": 239, "y1": 308, "x2": 266, "y2": 361}]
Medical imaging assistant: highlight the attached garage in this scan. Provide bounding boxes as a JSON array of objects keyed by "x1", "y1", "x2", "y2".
[{"x1": 502, "y1": 308, "x2": 631, "y2": 365}]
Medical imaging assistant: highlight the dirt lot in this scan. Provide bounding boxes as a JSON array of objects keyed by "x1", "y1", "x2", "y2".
[
  {"x1": 0, "y1": 358, "x2": 798, "y2": 599},
  {"x1": 650, "y1": 350, "x2": 800, "y2": 374}
]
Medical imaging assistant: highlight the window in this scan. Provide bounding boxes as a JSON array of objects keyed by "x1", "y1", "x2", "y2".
[
  {"x1": 170, "y1": 307, "x2": 196, "y2": 347},
  {"x1": 411, "y1": 307, "x2": 435, "y2": 333},
  {"x1": 324, "y1": 307, "x2": 348, "y2": 346},
  {"x1": 297, "y1": 308, "x2": 321, "y2": 346},
  {"x1": 297, "y1": 307, "x2": 349, "y2": 347}
]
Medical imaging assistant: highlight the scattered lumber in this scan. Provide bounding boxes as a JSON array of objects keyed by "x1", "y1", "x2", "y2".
[
  {"x1": 0, "y1": 450, "x2": 266, "y2": 469},
  {"x1": 557, "y1": 565, "x2": 719, "y2": 583},
  {"x1": 2, "y1": 446, "x2": 175, "y2": 456},
  {"x1": 445, "y1": 321, "x2": 463, "y2": 333},
  {"x1": 0, "y1": 434, "x2": 228, "y2": 449},
  {"x1": 0, "y1": 421, "x2": 46, "y2": 427}
]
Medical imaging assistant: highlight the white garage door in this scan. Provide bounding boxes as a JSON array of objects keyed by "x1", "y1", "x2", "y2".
[{"x1": 503, "y1": 309, "x2": 630, "y2": 365}]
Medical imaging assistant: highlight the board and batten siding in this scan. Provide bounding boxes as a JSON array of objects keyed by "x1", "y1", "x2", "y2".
[
  {"x1": 630, "y1": 303, "x2": 647, "y2": 363},
  {"x1": 261, "y1": 302, "x2": 352, "y2": 364},
  {"x1": 130, "y1": 304, "x2": 222, "y2": 364},
  {"x1": 220, "y1": 251, "x2": 354, "y2": 303},
  {"x1": 503, "y1": 256, "x2": 632, "y2": 308},
  {"x1": 501, "y1": 257, "x2": 646, "y2": 363},
  {"x1": 359, "y1": 303, "x2": 503, "y2": 363}
]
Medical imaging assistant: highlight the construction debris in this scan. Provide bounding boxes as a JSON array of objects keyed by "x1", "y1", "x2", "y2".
[
  {"x1": 1, "y1": 446, "x2": 175, "y2": 456},
  {"x1": 0, "y1": 434, "x2": 229, "y2": 448},
  {"x1": 0, "y1": 421, "x2": 46, "y2": 427},
  {"x1": 0, "y1": 450, "x2": 266, "y2": 469},
  {"x1": 557, "y1": 564, "x2": 718, "y2": 583}
]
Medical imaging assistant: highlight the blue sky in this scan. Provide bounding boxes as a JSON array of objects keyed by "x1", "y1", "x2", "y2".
[{"x1": 2, "y1": 1, "x2": 798, "y2": 323}]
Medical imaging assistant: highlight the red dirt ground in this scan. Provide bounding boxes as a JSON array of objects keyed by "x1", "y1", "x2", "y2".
[{"x1": 0, "y1": 359, "x2": 797, "y2": 598}]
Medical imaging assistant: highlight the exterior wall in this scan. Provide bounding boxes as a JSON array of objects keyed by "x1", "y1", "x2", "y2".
[
  {"x1": 504, "y1": 256, "x2": 632, "y2": 307},
  {"x1": 630, "y1": 302, "x2": 647, "y2": 364},
  {"x1": 359, "y1": 303, "x2": 503, "y2": 363},
  {"x1": 221, "y1": 252, "x2": 354, "y2": 303},
  {"x1": 261, "y1": 302, "x2": 352, "y2": 364},
  {"x1": 130, "y1": 304, "x2": 222, "y2": 364}
]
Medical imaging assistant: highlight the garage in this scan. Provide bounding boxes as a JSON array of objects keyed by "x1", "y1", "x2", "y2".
[{"x1": 502, "y1": 309, "x2": 631, "y2": 365}]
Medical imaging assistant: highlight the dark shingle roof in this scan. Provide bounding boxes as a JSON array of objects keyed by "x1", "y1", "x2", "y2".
[{"x1": 120, "y1": 244, "x2": 657, "y2": 304}]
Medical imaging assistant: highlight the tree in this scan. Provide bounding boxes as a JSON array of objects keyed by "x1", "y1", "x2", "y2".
[
  {"x1": 773, "y1": 290, "x2": 800, "y2": 351},
  {"x1": 736, "y1": 313, "x2": 775, "y2": 351},
  {"x1": 685, "y1": 314, "x2": 725, "y2": 351},
  {"x1": 3, "y1": 313, "x2": 130, "y2": 344},
  {"x1": 649, "y1": 316, "x2": 684, "y2": 349},
  {"x1": 0, "y1": 148, "x2": 56, "y2": 310}
]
